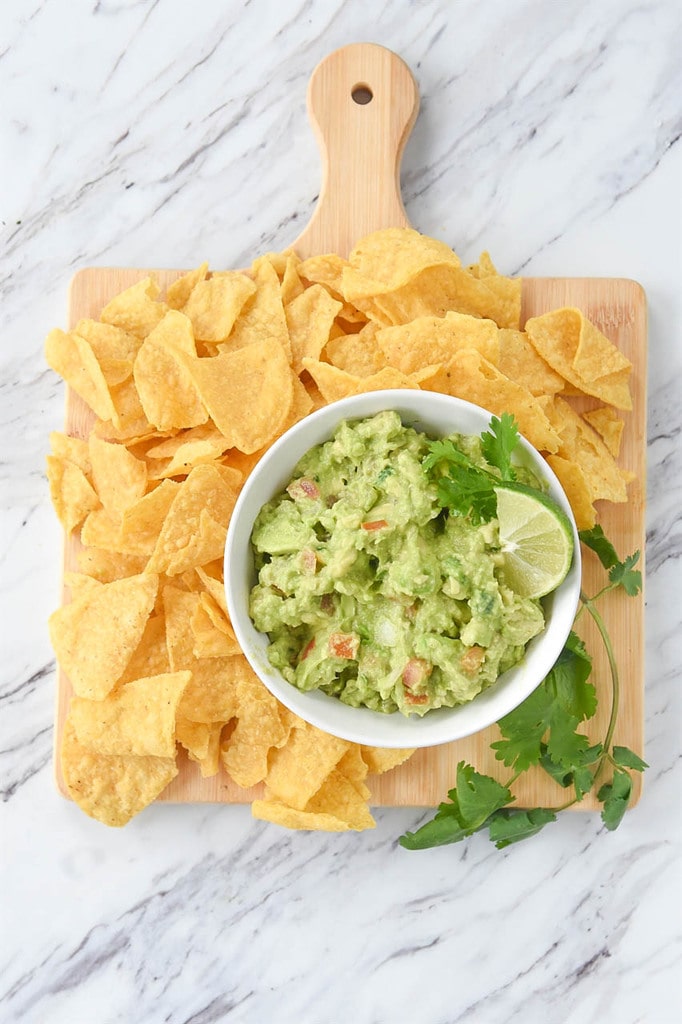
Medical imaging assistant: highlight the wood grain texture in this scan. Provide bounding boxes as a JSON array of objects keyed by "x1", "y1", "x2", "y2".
[{"x1": 53, "y1": 45, "x2": 646, "y2": 811}]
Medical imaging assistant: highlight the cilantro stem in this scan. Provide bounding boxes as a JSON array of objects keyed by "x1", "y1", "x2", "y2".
[{"x1": 579, "y1": 592, "x2": 620, "y2": 783}]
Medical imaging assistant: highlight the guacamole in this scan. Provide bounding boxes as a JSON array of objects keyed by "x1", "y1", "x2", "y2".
[{"x1": 249, "y1": 411, "x2": 546, "y2": 716}]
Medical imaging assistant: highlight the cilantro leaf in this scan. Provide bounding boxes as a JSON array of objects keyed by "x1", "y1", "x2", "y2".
[
  {"x1": 612, "y1": 745, "x2": 648, "y2": 771},
  {"x1": 453, "y1": 761, "x2": 514, "y2": 828},
  {"x1": 544, "y1": 632, "x2": 595, "y2": 721},
  {"x1": 422, "y1": 438, "x2": 472, "y2": 473},
  {"x1": 609, "y1": 552, "x2": 642, "y2": 596},
  {"x1": 436, "y1": 469, "x2": 497, "y2": 523},
  {"x1": 399, "y1": 764, "x2": 513, "y2": 850},
  {"x1": 480, "y1": 413, "x2": 519, "y2": 481},
  {"x1": 579, "y1": 524, "x2": 620, "y2": 568},
  {"x1": 492, "y1": 684, "x2": 554, "y2": 771},
  {"x1": 597, "y1": 770, "x2": 632, "y2": 830},
  {"x1": 487, "y1": 808, "x2": 556, "y2": 848},
  {"x1": 539, "y1": 742, "x2": 601, "y2": 799},
  {"x1": 399, "y1": 808, "x2": 470, "y2": 849},
  {"x1": 545, "y1": 712, "x2": 592, "y2": 768}
]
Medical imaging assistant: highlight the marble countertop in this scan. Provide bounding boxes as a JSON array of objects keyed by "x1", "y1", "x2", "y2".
[{"x1": 2, "y1": 1, "x2": 681, "y2": 1022}]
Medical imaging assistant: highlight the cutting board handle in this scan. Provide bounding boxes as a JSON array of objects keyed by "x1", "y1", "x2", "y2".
[{"x1": 292, "y1": 43, "x2": 419, "y2": 260}]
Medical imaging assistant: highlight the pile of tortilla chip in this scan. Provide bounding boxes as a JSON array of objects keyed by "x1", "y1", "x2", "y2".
[{"x1": 46, "y1": 227, "x2": 633, "y2": 829}]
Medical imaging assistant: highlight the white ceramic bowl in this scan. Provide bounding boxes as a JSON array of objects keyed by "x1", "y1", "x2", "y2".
[{"x1": 224, "y1": 390, "x2": 581, "y2": 748}]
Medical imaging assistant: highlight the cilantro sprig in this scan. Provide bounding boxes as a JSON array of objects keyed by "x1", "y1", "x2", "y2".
[
  {"x1": 423, "y1": 412, "x2": 519, "y2": 523},
  {"x1": 399, "y1": 529, "x2": 645, "y2": 852}
]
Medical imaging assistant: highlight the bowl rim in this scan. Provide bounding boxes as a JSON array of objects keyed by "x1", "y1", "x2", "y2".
[{"x1": 224, "y1": 389, "x2": 582, "y2": 748}]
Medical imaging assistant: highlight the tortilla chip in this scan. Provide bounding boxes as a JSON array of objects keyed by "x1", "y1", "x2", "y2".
[
  {"x1": 100, "y1": 277, "x2": 168, "y2": 338},
  {"x1": 525, "y1": 308, "x2": 632, "y2": 409},
  {"x1": 76, "y1": 547, "x2": 148, "y2": 583},
  {"x1": 180, "y1": 338, "x2": 294, "y2": 452},
  {"x1": 431, "y1": 349, "x2": 561, "y2": 453},
  {"x1": 69, "y1": 671, "x2": 190, "y2": 758},
  {"x1": 118, "y1": 479, "x2": 179, "y2": 556},
  {"x1": 325, "y1": 323, "x2": 386, "y2": 377},
  {"x1": 582, "y1": 406, "x2": 624, "y2": 458},
  {"x1": 304, "y1": 769, "x2": 375, "y2": 830},
  {"x1": 301, "y1": 358, "x2": 434, "y2": 404},
  {"x1": 264, "y1": 723, "x2": 350, "y2": 810},
  {"x1": 88, "y1": 436, "x2": 147, "y2": 517},
  {"x1": 377, "y1": 312, "x2": 500, "y2": 375},
  {"x1": 61, "y1": 718, "x2": 178, "y2": 827},
  {"x1": 251, "y1": 797, "x2": 352, "y2": 832},
  {"x1": 221, "y1": 257, "x2": 291, "y2": 361},
  {"x1": 544, "y1": 397, "x2": 627, "y2": 503},
  {"x1": 146, "y1": 464, "x2": 237, "y2": 575},
  {"x1": 285, "y1": 283, "x2": 342, "y2": 372},
  {"x1": 182, "y1": 272, "x2": 256, "y2": 342},
  {"x1": 117, "y1": 614, "x2": 171, "y2": 684},
  {"x1": 298, "y1": 253, "x2": 348, "y2": 297},
  {"x1": 45, "y1": 329, "x2": 118, "y2": 423},
  {"x1": 546, "y1": 454, "x2": 597, "y2": 530},
  {"x1": 498, "y1": 329, "x2": 565, "y2": 397},
  {"x1": 220, "y1": 671, "x2": 287, "y2": 787},
  {"x1": 361, "y1": 747, "x2": 416, "y2": 774},
  {"x1": 46, "y1": 455, "x2": 100, "y2": 534},
  {"x1": 49, "y1": 573, "x2": 159, "y2": 700},
  {"x1": 166, "y1": 264, "x2": 208, "y2": 311}
]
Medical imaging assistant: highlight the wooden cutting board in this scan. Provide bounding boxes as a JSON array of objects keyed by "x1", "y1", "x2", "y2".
[{"x1": 55, "y1": 44, "x2": 646, "y2": 810}]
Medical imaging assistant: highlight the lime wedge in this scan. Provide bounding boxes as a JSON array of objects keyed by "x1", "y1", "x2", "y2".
[{"x1": 494, "y1": 484, "x2": 574, "y2": 599}]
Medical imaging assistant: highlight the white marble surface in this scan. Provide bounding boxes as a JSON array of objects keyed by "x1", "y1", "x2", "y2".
[{"x1": 2, "y1": 0, "x2": 681, "y2": 1021}]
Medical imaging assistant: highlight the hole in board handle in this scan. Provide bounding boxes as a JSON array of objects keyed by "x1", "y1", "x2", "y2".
[{"x1": 351, "y1": 84, "x2": 373, "y2": 105}]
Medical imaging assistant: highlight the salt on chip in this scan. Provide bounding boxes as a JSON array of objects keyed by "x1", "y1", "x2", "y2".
[
  {"x1": 69, "y1": 671, "x2": 190, "y2": 758},
  {"x1": 183, "y1": 272, "x2": 256, "y2": 342},
  {"x1": 61, "y1": 718, "x2": 178, "y2": 828},
  {"x1": 46, "y1": 454, "x2": 100, "y2": 534},
  {"x1": 180, "y1": 337, "x2": 294, "y2": 453},
  {"x1": 45, "y1": 329, "x2": 117, "y2": 423},
  {"x1": 264, "y1": 723, "x2": 350, "y2": 810},
  {"x1": 525, "y1": 308, "x2": 632, "y2": 410},
  {"x1": 49, "y1": 573, "x2": 159, "y2": 700},
  {"x1": 285, "y1": 283, "x2": 342, "y2": 372},
  {"x1": 89, "y1": 435, "x2": 148, "y2": 517},
  {"x1": 100, "y1": 276, "x2": 168, "y2": 338}
]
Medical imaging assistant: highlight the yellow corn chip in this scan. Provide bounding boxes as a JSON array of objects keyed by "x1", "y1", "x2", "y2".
[
  {"x1": 285, "y1": 283, "x2": 342, "y2": 372},
  {"x1": 361, "y1": 747, "x2": 416, "y2": 774},
  {"x1": 582, "y1": 406, "x2": 624, "y2": 458},
  {"x1": 45, "y1": 329, "x2": 117, "y2": 423},
  {"x1": 46, "y1": 455, "x2": 100, "y2": 534},
  {"x1": 221, "y1": 671, "x2": 287, "y2": 787},
  {"x1": 377, "y1": 312, "x2": 500, "y2": 374},
  {"x1": 180, "y1": 337, "x2": 294, "y2": 452},
  {"x1": 221, "y1": 257, "x2": 291, "y2": 361},
  {"x1": 100, "y1": 277, "x2": 168, "y2": 338},
  {"x1": 251, "y1": 797, "x2": 351, "y2": 832},
  {"x1": 70, "y1": 671, "x2": 190, "y2": 758},
  {"x1": 304, "y1": 769, "x2": 375, "y2": 830},
  {"x1": 89, "y1": 436, "x2": 147, "y2": 517},
  {"x1": 117, "y1": 614, "x2": 171, "y2": 685},
  {"x1": 264, "y1": 723, "x2": 350, "y2": 810},
  {"x1": 498, "y1": 329, "x2": 565, "y2": 397},
  {"x1": 183, "y1": 272, "x2": 256, "y2": 342},
  {"x1": 61, "y1": 717, "x2": 178, "y2": 827},
  {"x1": 166, "y1": 264, "x2": 208, "y2": 311},
  {"x1": 49, "y1": 573, "x2": 159, "y2": 699},
  {"x1": 546, "y1": 454, "x2": 597, "y2": 530},
  {"x1": 525, "y1": 308, "x2": 632, "y2": 409}
]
